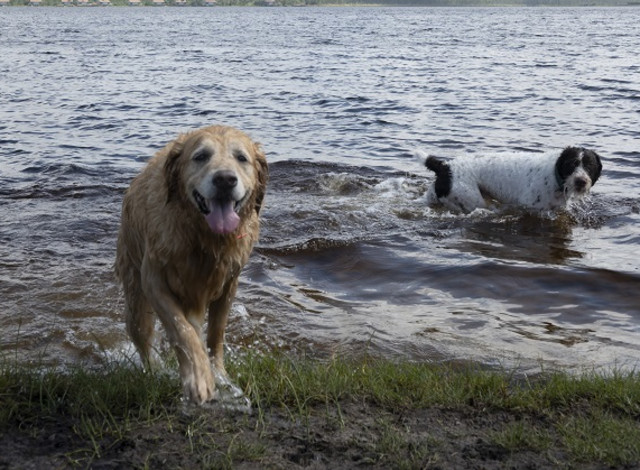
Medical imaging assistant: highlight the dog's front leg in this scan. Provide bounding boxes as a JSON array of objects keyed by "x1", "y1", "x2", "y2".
[
  {"x1": 142, "y1": 264, "x2": 215, "y2": 404},
  {"x1": 206, "y1": 275, "x2": 239, "y2": 374}
]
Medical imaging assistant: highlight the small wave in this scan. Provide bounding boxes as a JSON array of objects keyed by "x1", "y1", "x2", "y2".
[
  {"x1": 317, "y1": 172, "x2": 378, "y2": 196},
  {"x1": 258, "y1": 236, "x2": 359, "y2": 256},
  {"x1": 577, "y1": 82, "x2": 640, "y2": 100},
  {"x1": 267, "y1": 160, "x2": 382, "y2": 193},
  {"x1": 4, "y1": 184, "x2": 121, "y2": 201},
  {"x1": 21, "y1": 162, "x2": 102, "y2": 177},
  {"x1": 1, "y1": 161, "x2": 130, "y2": 200}
]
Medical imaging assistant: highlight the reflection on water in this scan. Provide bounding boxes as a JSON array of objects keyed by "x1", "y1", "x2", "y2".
[{"x1": 455, "y1": 212, "x2": 581, "y2": 264}]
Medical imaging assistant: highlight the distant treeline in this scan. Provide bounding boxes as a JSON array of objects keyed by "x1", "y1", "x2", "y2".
[{"x1": 3, "y1": 0, "x2": 636, "y2": 6}]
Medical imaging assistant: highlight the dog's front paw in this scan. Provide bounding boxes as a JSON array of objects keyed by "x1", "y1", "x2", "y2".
[{"x1": 183, "y1": 361, "x2": 216, "y2": 405}]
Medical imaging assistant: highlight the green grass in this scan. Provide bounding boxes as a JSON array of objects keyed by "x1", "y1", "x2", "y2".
[
  {"x1": 1, "y1": 352, "x2": 639, "y2": 467},
  {"x1": 233, "y1": 353, "x2": 640, "y2": 413},
  {"x1": 559, "y1": 411, "x2": 640, "y2": 466}
]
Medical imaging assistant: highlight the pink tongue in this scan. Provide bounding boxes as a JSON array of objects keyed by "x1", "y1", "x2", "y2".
[{"x1": 204, "y1": 200, "x2": 240, "y2": 234}]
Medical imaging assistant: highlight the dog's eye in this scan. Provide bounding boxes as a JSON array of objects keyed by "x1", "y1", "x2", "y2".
[
  {"x1": 234, "y1": 152, "x2": 248, "y2": 163},
  {"x1": 192, "y1": 149, "x2": 211, "y2": 163}
]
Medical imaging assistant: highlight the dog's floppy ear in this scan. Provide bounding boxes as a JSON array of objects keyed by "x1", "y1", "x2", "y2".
[
  {"x1": 253, "y1": 143, "x2": 269, "y2": 215},
  {"x1": 588, "y1": 150, "x2": 603, "y2": 184},
  {"x1": 164, "y1": 136, "x2": 185, "y2": 204}
]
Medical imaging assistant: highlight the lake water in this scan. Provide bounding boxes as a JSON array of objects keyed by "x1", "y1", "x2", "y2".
[{"x1": 1, "y1": 6, "x2": 639, "y2": 374}]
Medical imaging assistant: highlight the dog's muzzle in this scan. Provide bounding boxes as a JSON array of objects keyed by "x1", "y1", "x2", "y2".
[
  {"x1": 573, "y1": 177, "x2": 589, "y2": 193},
  {"x1": 192, "y1": 171, "x2": 246, "y2": 234}
]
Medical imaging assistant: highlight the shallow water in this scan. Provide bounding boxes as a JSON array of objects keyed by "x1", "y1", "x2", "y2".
[{"x1": 1, "y1": 6, "x2": 639, "y2": 373}]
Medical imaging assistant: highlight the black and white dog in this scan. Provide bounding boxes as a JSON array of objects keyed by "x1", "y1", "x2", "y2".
[{"x1": 416, "y1": 147, "x2": 603, "y2": 213}]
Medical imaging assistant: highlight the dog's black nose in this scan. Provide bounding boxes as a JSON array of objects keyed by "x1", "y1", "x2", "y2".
[
  {"x1": 574, "y1": 177, "x2": 588, "y2": 191},
  {"x1": 213, "y1": 171, "x2": 238, "y2": 190}
]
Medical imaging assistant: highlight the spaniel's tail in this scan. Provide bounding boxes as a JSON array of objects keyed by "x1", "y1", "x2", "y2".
[
  {"x1": 425, "y1": 155, "x2": 449, "y2": 176},
  {"x1": 415, "y1": 152, "x2": 452, "y2": 199},
  {"x1": 415, "y1": 150, "x2": 449, "y2": 174}
]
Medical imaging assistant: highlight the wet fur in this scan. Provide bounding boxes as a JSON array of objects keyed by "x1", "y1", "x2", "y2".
[
  {"x1": 417, "y1": 147, "x2": 602, "y2": 213},
  {"x1": 115, "y1": 125, "x2": 268, "y2": 404}
]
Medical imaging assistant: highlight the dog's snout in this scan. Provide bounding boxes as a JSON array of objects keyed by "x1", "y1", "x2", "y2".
[
  {"x1": 574, "y1": 177, "x2": 588, "y2": 191},
  {"x1": 213, "y1": 171, "x2": 238, "y2": 190}
]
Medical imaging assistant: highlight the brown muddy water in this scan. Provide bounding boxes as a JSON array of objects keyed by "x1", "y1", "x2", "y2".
[{"x1": 1, "y1": 7, "x2": 639, "y2": 374}]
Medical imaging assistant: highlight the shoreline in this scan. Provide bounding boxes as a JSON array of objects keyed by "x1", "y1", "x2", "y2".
[{"x1": 2, "y1": 352, "x2": 639, "y2": 468}]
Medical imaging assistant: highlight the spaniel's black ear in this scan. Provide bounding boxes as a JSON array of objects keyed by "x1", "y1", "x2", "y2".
[
  {"x1": 163, "y1": 137, "x2": 185, "y2": 204},
  {"x1": 253, "y1": 143, "x2": 269, "y2": 215},
  {"x1": 588, "y1": 150, "x2": 603, "y2": 184}
]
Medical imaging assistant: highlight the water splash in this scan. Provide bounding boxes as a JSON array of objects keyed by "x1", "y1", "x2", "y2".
[{"x1": 210, "y1": 366, "x2": 251, "y2": 413}]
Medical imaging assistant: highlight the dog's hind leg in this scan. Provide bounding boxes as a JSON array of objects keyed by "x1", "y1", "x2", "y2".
[
  {"x1": 206, "y1": 276, "x2": 239, "y2": 373},
  {"x1": 123, "y1": 270, "x2": 156, "y2": 368}
]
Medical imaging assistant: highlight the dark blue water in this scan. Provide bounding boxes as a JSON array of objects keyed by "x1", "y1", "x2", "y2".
[{"x1": 1, "y1": 6, "x2": 639, "y2": 373}]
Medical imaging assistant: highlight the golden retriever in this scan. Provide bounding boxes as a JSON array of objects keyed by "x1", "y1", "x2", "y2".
[{"x1": 115, "y1": 125, "x2": 268, "y2": 404}]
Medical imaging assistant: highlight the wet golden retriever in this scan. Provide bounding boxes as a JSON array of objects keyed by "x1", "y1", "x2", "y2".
[{"x1": 115, "y1": 125, "x2": 268, "y2": 404}]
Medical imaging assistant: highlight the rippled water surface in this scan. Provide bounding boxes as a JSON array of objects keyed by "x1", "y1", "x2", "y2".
[{"x1": 1, "y1": 6, "x2": 639, "y2": 373}]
